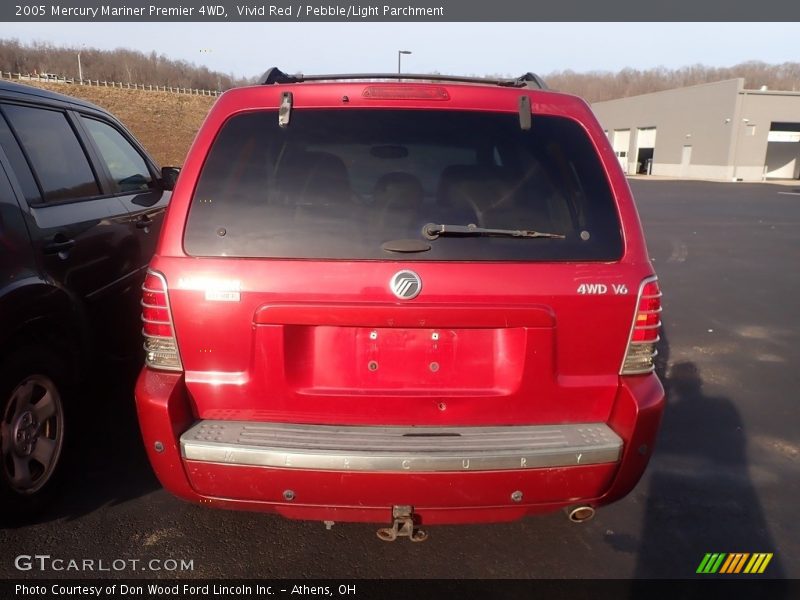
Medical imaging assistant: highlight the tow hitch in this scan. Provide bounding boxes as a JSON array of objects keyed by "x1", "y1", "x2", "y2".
[{"x1": 377, "y1": 505, "x2": 428, "y2": 542}]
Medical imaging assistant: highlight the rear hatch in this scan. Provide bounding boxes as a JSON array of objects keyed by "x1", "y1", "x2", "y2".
[{"x1": 157, "y1": 99, "x2": 645, "y2": 427}]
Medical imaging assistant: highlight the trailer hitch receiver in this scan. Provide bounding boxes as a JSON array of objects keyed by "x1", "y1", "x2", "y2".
[{"x1": 377, "y1": 505, "x2": 428, "y2": 542}]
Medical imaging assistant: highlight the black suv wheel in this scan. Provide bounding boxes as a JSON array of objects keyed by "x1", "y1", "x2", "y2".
[{"x1": 0, "y1": 346, "x2": 68, "y2": 515}]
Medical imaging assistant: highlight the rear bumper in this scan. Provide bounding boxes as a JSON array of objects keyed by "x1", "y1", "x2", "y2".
[{"x1": 135, "y1": 369, "x2": 664, "y2": 525}]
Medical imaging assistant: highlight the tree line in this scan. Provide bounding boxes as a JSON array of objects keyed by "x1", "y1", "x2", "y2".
[
  {"x1": 544, "y1": 62, "x2": 800, "y2": 102},
  {"x1": 2, "y1": 38, "x2": 800, "y2": 101},
  {"x1": 0, "y1": 39, "x2": 252, "y2": 90}
]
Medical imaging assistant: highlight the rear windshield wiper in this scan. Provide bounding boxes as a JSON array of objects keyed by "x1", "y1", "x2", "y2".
[{"x1": 423, "y1": 222, "x2": 565, "y2": 240}]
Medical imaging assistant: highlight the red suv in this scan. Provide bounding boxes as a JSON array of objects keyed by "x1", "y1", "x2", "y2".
[{"x1": 135, "y1": 69, "x2": 664, "y2": 540}]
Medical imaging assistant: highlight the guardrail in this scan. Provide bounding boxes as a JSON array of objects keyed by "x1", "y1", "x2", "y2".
[{"x1": 1, "y1": 72, "x2": 222, "y2": 96}]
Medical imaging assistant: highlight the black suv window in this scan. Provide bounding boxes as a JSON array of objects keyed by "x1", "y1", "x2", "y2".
[
  {"x1": 81, "y1": 116, "x2": 153, "y2": 193},
  {"x1": 0, "y1": 112, "x2": 41, "y2": 204},
  {"x1": 185, "y1": 110, "x2": 622, "y2": 261},
  {"x1": 2, "y1": 104, "x2": 100, "y2": 203}
]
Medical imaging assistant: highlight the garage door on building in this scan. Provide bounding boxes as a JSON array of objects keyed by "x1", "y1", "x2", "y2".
[
  {"x1": 612, "y1": 129, "x2": 631, "y2": 173},
  {"x1": 635, "y1": 127, "x2": 657, "y2": 174},
  {"x1": 765, "y1": 122, "x2": 800, "y2": 179}
]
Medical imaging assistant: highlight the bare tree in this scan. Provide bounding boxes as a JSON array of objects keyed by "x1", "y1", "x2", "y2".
[{"x1": 544, "y1": 60, "x2": 800, "y2": 101}]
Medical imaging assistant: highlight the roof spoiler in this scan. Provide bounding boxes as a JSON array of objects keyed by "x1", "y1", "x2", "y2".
[{"x1": 258, "y1": 68, "x2": 547, "y2": 90}]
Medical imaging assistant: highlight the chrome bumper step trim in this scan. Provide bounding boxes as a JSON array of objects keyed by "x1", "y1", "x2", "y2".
[{"x1": 180, "y1": 421, "x2": 622, "y2": 472}]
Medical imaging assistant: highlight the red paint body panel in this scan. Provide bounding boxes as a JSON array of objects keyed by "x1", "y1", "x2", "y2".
[
  {"x1": 159, "y1": 259, "x2": 639, "y2": 425},
  {"x1": 183, "y1": 463, "x2": 618, "y2": 525},
  {"x1": 135, "y1": 80, "x2": 665, "y2": 525}
]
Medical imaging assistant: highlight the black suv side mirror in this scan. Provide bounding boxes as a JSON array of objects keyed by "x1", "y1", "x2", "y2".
[{"x1": 161, "y1": 166, "x2": 180, "y2": 191}]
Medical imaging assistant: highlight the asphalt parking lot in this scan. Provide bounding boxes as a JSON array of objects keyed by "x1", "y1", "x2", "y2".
[{"x1": 1, "y1": 179, "x2": 798, "y2": 580}]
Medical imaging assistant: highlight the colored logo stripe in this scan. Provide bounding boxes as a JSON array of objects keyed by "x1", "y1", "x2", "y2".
[
  {"x1": 697, "y1": 552, "x2": 773, "y2": 574},
  {"x1": 744, "y1": 553, "x2": 773, "y2": 574},
  {"x1": 719, "y1": 553, "x2": 749, "y2": 573},
  {"x1": 697, "y1": 553, "x2": 726, "y2": 574}
]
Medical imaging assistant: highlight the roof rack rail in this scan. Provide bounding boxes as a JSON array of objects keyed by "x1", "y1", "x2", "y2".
[{"x1": 259, "y1": 68, "x2": 548, "y2": 90}]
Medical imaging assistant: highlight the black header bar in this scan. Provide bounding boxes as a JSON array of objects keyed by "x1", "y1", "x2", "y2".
[{"x1": 3, "y1": 0, "x2": 800, "y2": 22}]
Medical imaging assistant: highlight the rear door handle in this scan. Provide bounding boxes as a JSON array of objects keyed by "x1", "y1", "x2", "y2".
[{"x1": 43, "y1": 238, "x2": 75, "y2": 254}]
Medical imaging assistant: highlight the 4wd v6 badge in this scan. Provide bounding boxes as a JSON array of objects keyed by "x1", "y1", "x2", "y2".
[{"x1": 577, "y1": 283, "x2": 628, "y2": 294}]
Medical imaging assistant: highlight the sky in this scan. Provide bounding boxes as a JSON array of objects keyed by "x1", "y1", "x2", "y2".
[{"x1": 4, "y1": 22, "x2": 799, "y2": 79}]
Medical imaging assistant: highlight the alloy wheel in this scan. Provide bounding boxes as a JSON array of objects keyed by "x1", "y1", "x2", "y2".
[{"x1": 1, "y1": 374, "x2": 65, "y2": 494}]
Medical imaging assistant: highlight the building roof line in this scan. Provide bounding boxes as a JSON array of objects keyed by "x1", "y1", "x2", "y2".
[
  {"x1": 593, "y1": 78, "x2": 745, "y2": 105},
  {"x1": 740, "y1": 88, "x2": 800, "y2": 97}
]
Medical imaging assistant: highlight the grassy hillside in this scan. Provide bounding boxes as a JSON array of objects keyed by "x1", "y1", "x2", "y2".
[
  {"x1": 15, "y1": 80, "x2": 215, "y2": 166},
  {"x1": 0, "y1": 39, "x2": 250, "y2": 91}
]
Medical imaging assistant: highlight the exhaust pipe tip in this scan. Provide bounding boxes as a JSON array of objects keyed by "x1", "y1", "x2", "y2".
[{"x1": 567, "y1": 505, "x2": 596, "y2": 523}]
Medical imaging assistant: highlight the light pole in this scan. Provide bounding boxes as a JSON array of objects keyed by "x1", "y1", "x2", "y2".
[
  {"x1": 397, "y1": 50, "x2": 411, "y2": 74},
  {"x1": 77, "y1": 45, "x2": 84, "y2": 83}
]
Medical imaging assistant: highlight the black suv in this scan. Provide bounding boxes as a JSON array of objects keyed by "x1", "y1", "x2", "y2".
[{"x1": 0, "y1": 81, "x2": 174, "y2": 512}]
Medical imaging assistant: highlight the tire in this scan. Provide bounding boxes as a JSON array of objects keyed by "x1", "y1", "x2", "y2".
[{"x1": 0, "y1": 345, "x2": 69, "y2": 520}]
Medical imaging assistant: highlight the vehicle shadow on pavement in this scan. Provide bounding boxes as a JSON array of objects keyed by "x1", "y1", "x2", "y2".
[
  {"x1": 2, "y1": 356, "x2": 160, "y2": 529},
  {"x1": 632, "y1": 330, "x2": 786, "y2": 582}
]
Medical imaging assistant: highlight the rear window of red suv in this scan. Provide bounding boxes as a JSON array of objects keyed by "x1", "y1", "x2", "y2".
[{"x1": 184, "y1": 109, "x2": 623, "y2": 261}]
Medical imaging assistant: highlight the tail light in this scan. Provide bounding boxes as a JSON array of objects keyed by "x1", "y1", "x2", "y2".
[
  {"x1": 621, "y1": 276, "x2": 662, "y2": 375},
  {"x1": 141, "y1": 270, "x2": 182, "y2": 371}
]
